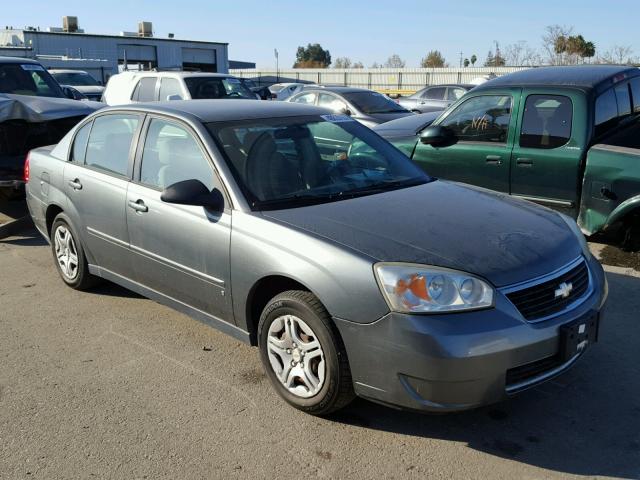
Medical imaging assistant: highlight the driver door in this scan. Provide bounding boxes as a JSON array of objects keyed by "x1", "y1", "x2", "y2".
[{"x1": 411, "y1": 89, "x2": 521, "y2": 193}]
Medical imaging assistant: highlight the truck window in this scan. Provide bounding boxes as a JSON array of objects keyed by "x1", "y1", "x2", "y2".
[
  {"x1": 132, "y1": 77, "x2": 157, "y2": 102},
  {"x1": 631, "y1": 78, "x2": 640, "y2": 113},
  {"x1": 439, "y1": 95, "x2": 512, "y2": 143},
  {"x1": 520, "y1": 95, "x2": 572, "y2": 149},
  {"x1": 159, "y1": 78, "x2": 182, "y2": 101},
  {"x1": 615, "y1": 83, "x2": 632, "y2": 116},
  {"x1": 594, "y1": 88, "x2": 618, "y2": 137}
]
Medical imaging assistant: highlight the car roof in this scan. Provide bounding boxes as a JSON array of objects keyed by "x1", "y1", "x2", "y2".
[
  {"x1": 0, "y1": 56, "x2": 41, "y2": 65},
  {"x1": 301, "y1": 86, "x2": 377, "y2": 94},
  {"x1": 419, "y1": 84, "x2": 474, "y2": 89},
  {"x1": 98, "y1": 99, "x2": 330, "y2": 122},
  {"x1": 49, "y1": 69, "x2": 88, "y2": 74},
  {"x1": 474, "y1": 65, "x2": 640, "y2": 94},
  {"x1": 115, "y1": 71, "x2": 233, "y2": 79}
]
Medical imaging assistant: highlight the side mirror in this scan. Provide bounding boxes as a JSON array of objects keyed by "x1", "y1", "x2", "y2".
[
  {"x1": 160, "y1": 179, "x2": 224, "y2": 210},
  {"x1": 419, "y1": 125, "x2": 456, "y2": 147},
  {"x1": 62, "y1": 86, "x2": 87, "y2": 101},
  {"x1": 166, "y1": 94, "x2": 183, "y2": 101},
  {"x1": 339, "y1": 106, "x2": 352, "y2": 116}
]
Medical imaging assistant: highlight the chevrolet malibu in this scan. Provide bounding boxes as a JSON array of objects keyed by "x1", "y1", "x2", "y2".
[{"x1": 25, "y1": 101, "x2": 607, "y2": 415}]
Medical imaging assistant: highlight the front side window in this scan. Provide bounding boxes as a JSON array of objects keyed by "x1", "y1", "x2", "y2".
[
  {"x1": 447, "y1": 87, "x2": 467, "y2": 101},
  {"x1": 520, "y1": 95, "x2": 572, "y2": 149},
  {"x1": 439, "y1": 95, "x2": 512, "y2": 143},
  {"x1": 184, "y1": 76, "x2": 255, "y2": 99},
  {"x1": 140, "y1": 119, "x2": 215, "y2": 190},
  {"x1": 159, "y1": 78, "x2": 183, "y2": 101},
  {"x1": 0, "y1": 63, "x2": 64, "y2": 98},
  {"x1": 70, "y1": 122, "x2": 92, "y2": 163},
  {"x1": 342, "y1": 91, "x2": 408, "y2": 114},
  {"x1": 291, "y1": 92, "x2": 316, "y2": 104},
  {"x1": 85, "y1": 114, "x2": 140, "y2": 176},
  {"x1": 318, "y1": 93, "x2": 347, "y2": 112},
  {"x1": 423, "y1": 87, "x2": 445, "y2": 100},
  {"x1": 133, "y1": 77, "x2": 157, "y2": 102},
  {"x1": 207, "y1": 116, "x2": 429, "y2": 209}
]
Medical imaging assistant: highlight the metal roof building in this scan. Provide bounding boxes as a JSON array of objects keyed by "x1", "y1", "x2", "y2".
[{"x1": 0, "y1": 17, "x2": 229, "y2": 83}]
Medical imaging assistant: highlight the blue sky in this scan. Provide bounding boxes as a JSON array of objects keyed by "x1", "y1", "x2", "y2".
[{"x1": 3, "y1": 0, "x2": 638, "y2": 68}]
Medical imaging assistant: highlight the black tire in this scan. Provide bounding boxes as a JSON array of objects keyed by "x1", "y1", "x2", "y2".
[
  {"x1": 621, "y1": 219, "x2": 640, "y2": 252},
  {"x1": 258, "y1": 290, "x2": 355, "y2": 415},
  {"x1": 50, "y1": 213, "x2": 99, "y2": 290}
]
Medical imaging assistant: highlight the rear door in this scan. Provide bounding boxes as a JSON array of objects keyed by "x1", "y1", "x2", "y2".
[
  {"x1": 63, "y1": 113, "x2": 143, "y2": 278},
  {"x1": 510, "y1": 89, "x2": 586, "y2": 212},
  {"x1": 411, "y1": 89, "x2": 520, "y2": 193},
  {"x1": 126, "y1": 116, "x2": 233, "y2": 321},
  {"x1": 417, "y1": 86, "x2": 448, "y2": 112}
]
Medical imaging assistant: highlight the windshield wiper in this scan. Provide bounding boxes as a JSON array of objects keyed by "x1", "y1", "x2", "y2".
[
  {"x1": 252, "y1": 193, "x2": 335, "y2": 209},
  {"x1": 337, "y1": 177, "x2": 428, "y2": 197}
]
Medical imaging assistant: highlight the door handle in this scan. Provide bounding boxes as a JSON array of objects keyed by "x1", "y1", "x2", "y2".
[
  {"x1": 128, "y1": 199, "x2": 148, "y2": 213},
  {"x1": 485, "y1": 155, "x2": 502, "y2": 165},
  {"x1": 516, "y1": 158, "x2": 534, "y2": 167},
  {"x1": 68, "y1": 179, "x2": 82, "y2": 190}
]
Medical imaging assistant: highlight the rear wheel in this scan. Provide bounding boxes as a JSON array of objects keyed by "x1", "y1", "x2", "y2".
[
  {"x1": 50, "y1": 214, "x2": 99, "y2": 290},
  {"x1": 621, "y1": 220, "x2": 640, "y2": 252},
  {"x1": 258, "y1": 290, "x2": 354, "y2": 415}
]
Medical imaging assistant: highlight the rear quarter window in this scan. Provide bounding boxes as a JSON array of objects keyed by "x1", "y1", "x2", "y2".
[{"x1": 70, "y1": 122, "x2": 92, "y2": 163}]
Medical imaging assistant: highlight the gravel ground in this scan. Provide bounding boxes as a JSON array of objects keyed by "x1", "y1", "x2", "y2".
[{"x1": 1, "y1": 218, "x2": 639, "y2": 479}]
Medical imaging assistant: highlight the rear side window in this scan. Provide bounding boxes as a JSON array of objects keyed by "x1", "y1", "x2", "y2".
[
  {"x1": 423, "y1": 87, "x2": 445, "y2": 100},
  {"x1": 70, "y1": 122, "x2": 92, "y2": 163},
  {"x1": 318, "y1": 93, "x2": 347, "y2": 112},
  {"x1": 520, "y1": 95, "x2": 572, "y2": 149},
  {"x1": 132, "y1": 77, "x2": 157, "y2": 102},
  {"x1": 595, "y1": 89, "x2": 619, "y2": 137},
  {"x1": 85, "y1": 114, "x2": 140, "y2": 176},
  {"x1": 291, "y1": 92, "x2": 316, "y2": 104},
  {"x1": 615, "y1": 82, "x2": 632, "y2": 117},
  {"x1": 159, "y1": 78, "x2": 182, "y2": 101},
  {"x1": 631, "y1": 78, "x2": 640, "y2": 113},
  {"x1": 447, "y1": 87, "x2": 466, "y2": 101}
]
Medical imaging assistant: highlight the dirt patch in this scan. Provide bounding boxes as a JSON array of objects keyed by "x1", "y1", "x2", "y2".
[
  {"x1": 239, "y1": 368, "x2": 265, "y2": 385},
  {"x1": 599, "y1": 245, "x2": 640, "y2": 271}
]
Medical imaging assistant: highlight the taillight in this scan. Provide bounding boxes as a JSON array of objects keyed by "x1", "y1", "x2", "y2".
[{"x1": 24, "y1": 152, "x2": 30, "y2": 183}]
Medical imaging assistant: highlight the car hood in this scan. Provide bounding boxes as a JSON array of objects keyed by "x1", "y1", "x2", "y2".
[
  {"x1": 262, "y1": 181, "x2": 582, "y2": 287},
  {"x1": 373, "y1": 111, "x2": 441, "y2": 137},
  {"x1": 361, "y1": 111, "x2": 414, "y2": 124},
  {"x1": 71, "y1": 85, "x2": 105, "y2": 95},
  {"x1": 0, "y1": 93, "x2": 102, "y2": 123}
]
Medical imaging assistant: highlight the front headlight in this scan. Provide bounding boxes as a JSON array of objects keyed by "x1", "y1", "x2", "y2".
[
  {"x1": 374, "y1": 263, "x2": 494, "y2": 313},
  {"x1": 558, "y1": 213, "x2": 589, "y2": 255}
]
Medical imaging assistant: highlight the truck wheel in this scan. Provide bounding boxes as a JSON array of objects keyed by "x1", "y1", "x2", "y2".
[
  {"x1": 621, "y1": 221, "x2": 640, "y2": 252},
  {"x1": 258, "y1": 290, "x2": 355, "y2": 415},
  {"x1": 50, "y1": 213, "x2": 99, "y2": 290}
]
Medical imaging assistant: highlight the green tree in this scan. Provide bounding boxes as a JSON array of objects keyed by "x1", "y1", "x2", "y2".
[
  {"x1": 421, "y1": 50, "x2": 446, "y2": 68},
  {"x1": 294, "y1": 43, "x2": 331, "y2": 68},
  {"x1": 463, "y1": 58, "x2": 470, "y2": 67},
  {"x1": 470, "y1": 54, "x2": 477, "y2": 66}
]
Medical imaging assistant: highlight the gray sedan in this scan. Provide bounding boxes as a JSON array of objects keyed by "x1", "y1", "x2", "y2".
[
  {"x1": 25, "y1": 100, "x2": 607, "y2": 415},
  {"x1": 398, "y1": 84, "x2": 474, "y2": 113}
]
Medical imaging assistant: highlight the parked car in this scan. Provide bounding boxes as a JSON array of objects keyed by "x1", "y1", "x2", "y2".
[
  {"x1": 0, "y1": 57, "x2": 102, "y2": 200},
  {"x1": 102, "y1": 71, "x2": 257, "y2": 105},
  {"x1": 269, "y1": 82, "x2": 307, "y2": 101},
  {"x1": 397, "y1": 84, "x2": 474, "y2": 113},
  {"x1": 49, "y1": 69, "x2": 105, "y2": 101},
  {"x1": 287, "y1": 86, "x2": 414, "y2": 127},
  {"x1": 378, "y1": 66, "x2": 640, "y2": 249},
  {"x1": 239, "y1": 78, "x2": 274, "y2": 100},
  {"x1": 25, "y1": 100, "x2": 607, "y2": 415}
]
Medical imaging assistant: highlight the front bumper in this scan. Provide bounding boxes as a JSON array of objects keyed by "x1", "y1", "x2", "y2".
[{"x1": 334, "y1": 254, "x2": 608, "y2": 412}]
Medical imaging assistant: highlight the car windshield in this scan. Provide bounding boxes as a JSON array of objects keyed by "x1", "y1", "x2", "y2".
[
  {"x1": 51, "y1": 72, "x2": 100, "y2": 86},
  {"x1": 208, "y1": 115, "x2": 430, "y2": 210},
  {"x1": 184, "y1": 76, "x2": 255, "y2": 99},
  {"x1": 343, "y1": 91, "x2": 409, "y2": 114},
  {"x1": 0, "y1": 63, "x2": 64, "y2": 98}
]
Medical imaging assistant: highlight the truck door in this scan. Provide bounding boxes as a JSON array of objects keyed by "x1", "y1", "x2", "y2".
[
  {"x1": 510, "y1": 90, "x2": 586, "y2": 214},
  {"x1": 411, "y1": 88, "x2": 520, "y2": 193}
]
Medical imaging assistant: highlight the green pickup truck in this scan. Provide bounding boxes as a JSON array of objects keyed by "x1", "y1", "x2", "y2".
[{"x1": 374, "y1": 66, "x2": 640, "y2": 248}]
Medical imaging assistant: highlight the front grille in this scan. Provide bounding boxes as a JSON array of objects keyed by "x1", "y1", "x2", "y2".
[
  {"x1": 505, "y1": 259, "x2": 590, "y2": 322},
  {"x1": 506, "y1": 354, "x2": 562, "y2": 386}
]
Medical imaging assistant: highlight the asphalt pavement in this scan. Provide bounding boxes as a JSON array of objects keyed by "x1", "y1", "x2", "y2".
[{"x1": 1, "y1": 223, "x2": 639, "y2": 479}]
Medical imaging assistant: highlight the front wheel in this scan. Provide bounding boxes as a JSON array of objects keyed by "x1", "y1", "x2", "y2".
[{"x1": 258, "y1": 290, "x2": 355, "y2": 415}]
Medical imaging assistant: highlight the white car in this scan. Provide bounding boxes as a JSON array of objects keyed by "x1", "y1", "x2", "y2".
[
  {"x1": 49, "y1": 69, "x2": 105, "y2": 101},
  {"x1": 102, "y1": 71, "x2": 258, "y2": 106},
  {"x1": 268, "y1": 82, "x2": 307, "y2": 101}
]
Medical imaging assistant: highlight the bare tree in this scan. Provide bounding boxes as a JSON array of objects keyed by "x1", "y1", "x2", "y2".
[
  {"x1": 333, "y1": 57, "x2": 352, "y2": 69},
  {"x1": 384, "y1": 54, "x2": 406, "y2": 68},
  {"x1": 503, "y1": 41, "x2": 541, "y2": 66},
  {"x1": 541, "y1": 24, "x2": 573, "y2": 65},
  {"x1": 599, "y1": 45, "x2": 634, "y2": 64},
  {"x1": 352, "y1": 61, "x2": 364, "y2": 69}
]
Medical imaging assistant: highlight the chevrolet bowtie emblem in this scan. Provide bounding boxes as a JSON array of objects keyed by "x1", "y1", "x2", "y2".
[{"x1": 554, "y1": 282, "x2": 573, "y2": 299}]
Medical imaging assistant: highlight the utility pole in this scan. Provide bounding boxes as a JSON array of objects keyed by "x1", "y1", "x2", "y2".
[
  {"x1": 459, "y1": 51, "x2": 463, "y2": 68},
  {"x1": 274, "y1": 48, "x2": 279, "y2": 82}
]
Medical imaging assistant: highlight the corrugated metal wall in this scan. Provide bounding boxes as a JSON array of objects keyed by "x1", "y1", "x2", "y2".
[{"x1": 230, "y1": 67, "x2": 529, "y2": 93}]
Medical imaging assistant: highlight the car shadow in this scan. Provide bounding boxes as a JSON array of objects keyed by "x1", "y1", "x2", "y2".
[{"x1": 327, "y1": 270, "x2": 640, "y2": 478}]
